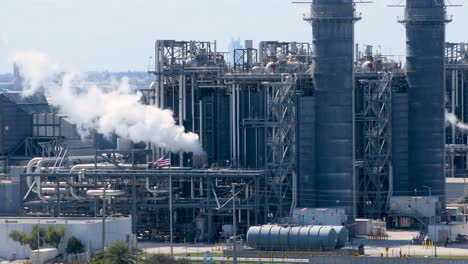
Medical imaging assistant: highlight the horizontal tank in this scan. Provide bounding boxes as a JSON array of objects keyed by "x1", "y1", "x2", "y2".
[{"x1": 247, "y1": 225, "x2": 348, "y2": 251}]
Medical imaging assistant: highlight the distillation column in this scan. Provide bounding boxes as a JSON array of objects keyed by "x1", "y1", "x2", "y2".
[
  {"x1": 400, "y1": 0, "x2": 449, "y2": 205},
  {"x1": 304, "y1": 0, "x2": 359, "y2": 219}
]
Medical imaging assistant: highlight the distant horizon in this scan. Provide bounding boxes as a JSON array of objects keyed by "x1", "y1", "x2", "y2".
[{"x1": 1, "y1": 0, "x2": 467, "y2": 73}]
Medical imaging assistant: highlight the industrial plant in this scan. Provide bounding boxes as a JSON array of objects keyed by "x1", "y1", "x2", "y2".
[{"x1": 1, "y1": 0, "x2": 468, "y2": 262}]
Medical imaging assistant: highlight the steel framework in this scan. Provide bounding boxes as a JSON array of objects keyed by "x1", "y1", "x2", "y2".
[
  {"x1": 264, "y1": 75, "x2": 297, "y2": 220},
  {"x1": 357, "y1": 73, "x2": 393, "y2": 218}
]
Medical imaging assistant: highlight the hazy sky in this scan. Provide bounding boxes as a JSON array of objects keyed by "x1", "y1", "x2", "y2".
[{"x1": 1, "y1": 0, "x2": 467, "y2": 73}]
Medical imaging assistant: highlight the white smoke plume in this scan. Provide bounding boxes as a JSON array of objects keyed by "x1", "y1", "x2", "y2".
[
  {"x1": 12, "y1": 51, "x2": 203, "y2": 154},
  {"x1": 446, "y1": 111, "x2": 468, "y2": 131}
]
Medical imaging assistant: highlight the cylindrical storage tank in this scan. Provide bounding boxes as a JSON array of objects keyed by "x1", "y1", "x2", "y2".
[
  {"x1": 298, "y1": 226, "x2": 312, "y2": 250},
  {"x1": 306, "y1": 226, "x2": 323, "y2": 250},
  {"x1": 288, "y1": 226, "x2": 302, "y2": 251},
  {"x1": 246, "y1": 226, "x2": 262, "y2": 249},
  {"x1": 258, "y1": 225, "x2": 274, "y2": 249},
  {"x1": 317, "y1": 226, "x2": 337, "y2": 250},
  {"x1": 333, "y1": 226, "x2": 349, "y2": 248},
  {"x1": 278, "y1": 226, "x2": 291, "y2": 250},
  {"x1": 247, "y1": 225, "x2": 341, "y2": 251},
  {"x1": 269, "y1": 225, "x2": 282, "y2": 250}
]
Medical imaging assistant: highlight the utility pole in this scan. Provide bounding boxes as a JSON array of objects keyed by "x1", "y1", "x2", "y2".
[
  {"x1": 101, "y1": 183, "x2": 106, "y2": 250},
  {"x1": 232, "y1": 183, "x2": 238, "y2": 264},
  {"x1": 37, "y1": 215, "x2": 40, "y2": 262},
  {"x1": 169, "y1": 152, "x2": 174, "y2": 256}
]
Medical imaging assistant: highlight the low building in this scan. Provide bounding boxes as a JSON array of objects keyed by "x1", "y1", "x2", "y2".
[
  {"x1": 428, "y1": 222, "x2": 468, "y2": 243},
  {"x1": 0, "y1": 217, "x2": 132, "y2": 260}
]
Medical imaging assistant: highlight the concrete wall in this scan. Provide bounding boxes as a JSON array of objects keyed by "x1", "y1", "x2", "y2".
[
  {"x1": 0, "y1": 217, "x2": 131, "y2": 259},
  {"x1": 30, "y1": 248, "x2": 58, "y2": 264}
]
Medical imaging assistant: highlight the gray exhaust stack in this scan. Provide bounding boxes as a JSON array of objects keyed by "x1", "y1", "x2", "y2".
[
  {"x1": 400, "y1": 0, "x2": 450, "y2": 204},
  {"x1": 304, "y1": 0, "x2": 360, "y2": 220}
]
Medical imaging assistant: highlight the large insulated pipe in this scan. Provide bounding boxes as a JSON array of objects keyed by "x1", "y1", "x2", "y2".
[
  {"x1": 246, "y1": 225, "x2": 345, "y2": 251},
  {"x1": 399, "y1": 0, "x2": 449, "y2": 205},
  {"x1": 305, "y1": 0, "x2": 359, "y2": 219}
]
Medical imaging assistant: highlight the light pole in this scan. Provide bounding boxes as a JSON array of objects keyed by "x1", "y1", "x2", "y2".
[
  {"x1": 101, "y1": 183, "x2": 106, "y2": 250},
  {"x1": 232, "y1": 183, "x2": 238, "y2": 264},
  {"x1": 336, "y1": 200, "x2": 340, "y2": 224},
  {"x1": 169, "y1": 151, "x2": 174, "y2": 256}
]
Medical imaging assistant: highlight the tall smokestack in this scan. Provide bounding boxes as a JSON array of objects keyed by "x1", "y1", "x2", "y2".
[
  {"x1": 304, "y1": 0, "x2": 359, "y2": 220},
  {"x1": 400, "y1": 0, "x2": 449, "y2": 204}
]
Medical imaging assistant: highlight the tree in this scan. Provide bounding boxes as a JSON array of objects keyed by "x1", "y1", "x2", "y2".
[
  {"x1": 45, "y1": 226, "x2": 65, "y2": 248},
  {"x1": 104, "y1": 241, "x2": 137, "y2": 264},
  {"x1": 26, "y1": 224, "x2": 47, "y2": 250},
  {"x1": 66, "y1": 236, "x2": 85, "y2": 254},
  {"x1": 92, "y1": 250, "x2": 106, "y2": 264},
  {"x1": 9, "y1": 230, "x2": 29, "y2": 246},
  {"x1": 9, "y1": 225, "x2": 63, "y2": 250}
]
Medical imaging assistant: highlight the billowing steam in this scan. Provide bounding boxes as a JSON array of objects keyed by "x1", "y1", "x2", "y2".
[
  {"x1": 446, "y1": 111, "x2": 468, "y2": 131},
  {"x1": 12, "y1": 51, "x2": 203, "y2": 154}
]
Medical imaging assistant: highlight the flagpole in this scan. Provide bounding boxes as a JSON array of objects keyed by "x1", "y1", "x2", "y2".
[{"x1": 169, "y1": 151, "x2": 174, "y2": 256}]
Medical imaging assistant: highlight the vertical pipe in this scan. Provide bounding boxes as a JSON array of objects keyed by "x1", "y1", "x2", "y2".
[
  {"x1": 231, "y1": 85, "x2": 236, "y2": 162},
  {"x1": 237, "y1": 85, "x2": 240, "y2": 163},
  {"x1": 401, "y1": 0, "x2": 449, "y2": 206},
  {"x1": 169, "y1": 152, "x2": 173, "y2": 255},
  {"x1": 132, "y1": 176, "x2": 137, "y2": 234},
  {"x1": 200, "y1": 99, "x2": 203, "y2": 146},
  {"x1": 452, "y1": 70, "x2": 456, "y2": 144},
  {"x1": 179, "y1": 75, "x2": 184, "y2": 166}
]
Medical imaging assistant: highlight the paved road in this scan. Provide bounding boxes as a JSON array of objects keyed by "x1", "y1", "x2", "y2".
[{"x1": 139, "y1": 230, "x2": 468, "y2": 257}]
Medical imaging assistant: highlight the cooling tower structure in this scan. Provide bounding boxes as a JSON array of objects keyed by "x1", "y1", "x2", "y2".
[
  {"x1": 399, "y1": 0, "x2": 450, "y2": 204},
  {"x1": 304, "y1": 0, "x2": 360, "y2": 220}
]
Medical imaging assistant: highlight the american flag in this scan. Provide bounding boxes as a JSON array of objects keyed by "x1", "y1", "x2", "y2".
[{"x1": 153, "y1": 153, "x2": 171, "y2": 167}]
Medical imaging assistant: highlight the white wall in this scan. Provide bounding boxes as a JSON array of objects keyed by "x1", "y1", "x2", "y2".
[
  {"x1": 428, "y1": 223, "x2": 468, "y2": 242},
  {"x1": 0, "y1": 217, "x2": 132, "y2": 260}
]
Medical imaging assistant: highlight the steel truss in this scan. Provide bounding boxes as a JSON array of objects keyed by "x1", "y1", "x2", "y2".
[
  {"x1": 358, "y1": 73, "x2": 393, "y2": 219},
  {"x1": 263, "y1": 75, "x2": 297, "y2": 220}
]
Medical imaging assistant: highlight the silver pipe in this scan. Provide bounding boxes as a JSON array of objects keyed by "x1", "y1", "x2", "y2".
[
  {"x1": 146, "y1": 177, "x2": 160, "y2": 194},
  {"x1": 199, "y1": 99, "x2": 203, "y2": 145},
  {"x1": 236, "y1": 84, "x2": 240, "y2": 162},
  {"x1": 179, "y1": 75, "x2": 184, "y2": 166},
  {"x1": 452, "y1": 70, "x2": 456, "y2": 144}
]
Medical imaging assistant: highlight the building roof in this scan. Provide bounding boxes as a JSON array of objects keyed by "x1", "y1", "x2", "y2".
[
  {"x1": 0, "y1": 217, "x2": 130, "y2": 225},
  {"x1": 446, "y1": 178, "x2": 468, "y2": 184},
  {"x1": 1, "y1": 91, "x2": 50, "y2": 114}
]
